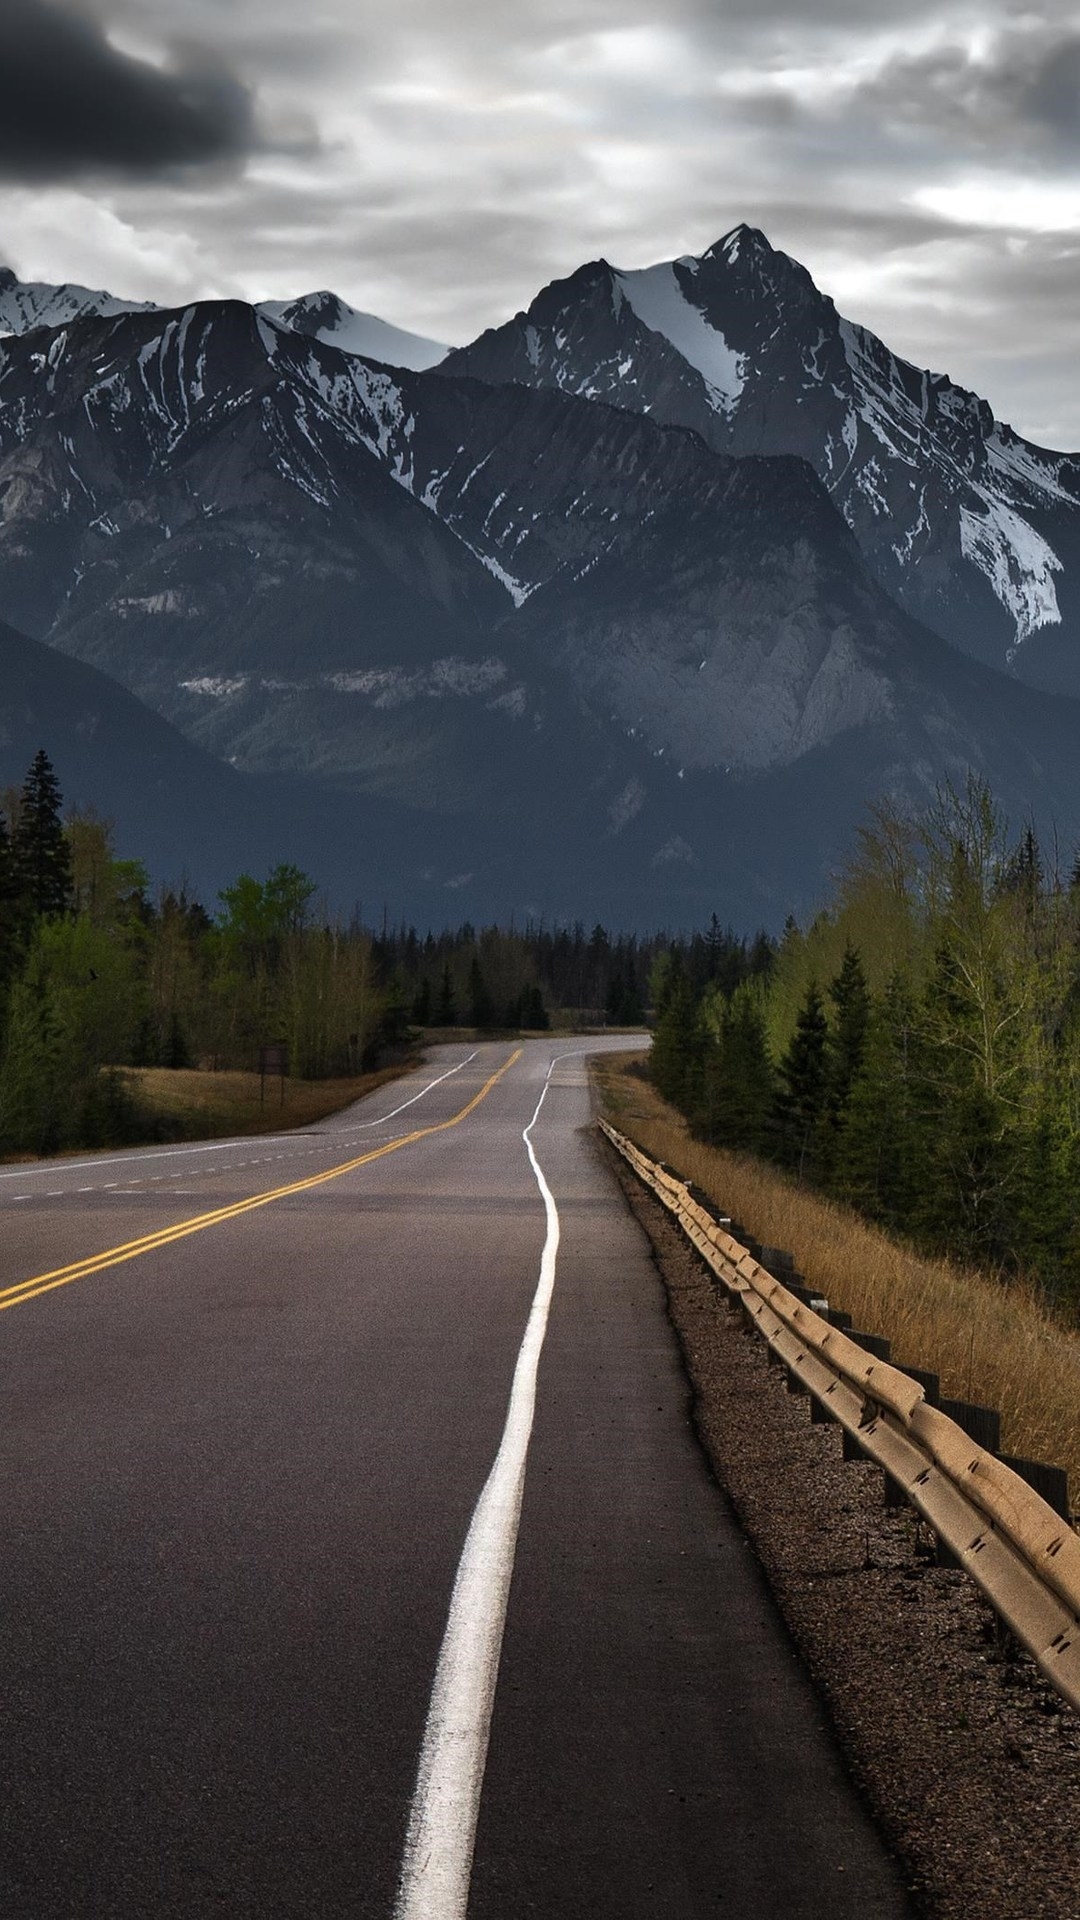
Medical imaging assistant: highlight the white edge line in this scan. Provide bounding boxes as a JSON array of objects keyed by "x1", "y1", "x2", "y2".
[
  {"x1": 392, "y1": 1048, "x2": 586, "y2": 1920},
  {"x1": 0, "y1": 1050, "x2": 479, "y2": 1184},
  {"x1": 330, "y1": 1051, "x2": 478, "y2": 1134}
]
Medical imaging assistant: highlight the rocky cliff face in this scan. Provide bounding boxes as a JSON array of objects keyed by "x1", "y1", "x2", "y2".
[{"x1": 444, "y1": 225, "x2": 1080, "y2": 696}]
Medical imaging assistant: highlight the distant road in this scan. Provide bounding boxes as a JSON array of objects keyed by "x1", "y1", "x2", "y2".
[{"x1": 0, "y1": 1040, "x2": 913, "y2": 1918}]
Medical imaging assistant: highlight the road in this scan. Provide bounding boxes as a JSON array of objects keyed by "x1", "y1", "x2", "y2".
[{"x1": 0, "y1": 1039, "x2": 914, "y2": 1918}]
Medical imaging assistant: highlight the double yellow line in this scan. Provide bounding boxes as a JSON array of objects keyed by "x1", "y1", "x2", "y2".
[{"x1": 1, "y1": 1048, "x2": 523, "y2": 1317}]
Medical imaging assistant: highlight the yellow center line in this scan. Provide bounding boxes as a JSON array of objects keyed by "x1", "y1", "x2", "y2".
[{"x1": 2, "y1": 1048, "x2": 523, "y2": 1315}]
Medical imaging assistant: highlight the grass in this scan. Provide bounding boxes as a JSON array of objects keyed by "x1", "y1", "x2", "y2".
[
  {"x1": 118, "y1": 1060, "x2": 417, "y2": 1142},
  {"x1": 593, "y1": 1050, "x2": 1080, "y2": 1493}
]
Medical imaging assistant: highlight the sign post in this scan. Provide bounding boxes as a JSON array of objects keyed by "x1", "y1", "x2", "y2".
[{"x1": 258, "y1": 1039, "x2": 289, "y2": 1108}]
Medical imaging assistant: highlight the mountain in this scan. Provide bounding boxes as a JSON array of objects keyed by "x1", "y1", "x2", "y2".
[
  {"x1": 442, "y1": 225, "x2": 1080, "y2": 698},
  {"x1": 0, "y1": 615, "x2": 355, "y2": 901},
  {"x1": 0, "y1": 266, "x2": 446, "y2": 371},
  {"x1": 0, "y1": 267, "x2": 157, "y2": 335},
  {"x1": 2, "y1": 292, "x2": 1080, "y2": 925},
  {"x1": 257, "y1": 292, "x2": 447, "y2": 370}
]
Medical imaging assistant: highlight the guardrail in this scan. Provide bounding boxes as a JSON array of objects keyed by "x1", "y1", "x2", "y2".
[{"x1": 599, "y1": 1115, "x2": 1080, "y2": 1713}]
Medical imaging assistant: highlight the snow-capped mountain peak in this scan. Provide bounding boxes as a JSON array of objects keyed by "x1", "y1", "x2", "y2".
[
  {"x1": 611, "y1": 257, "x2": 745, "y2": 416},
  {"x1": 256, "y1": 291, "x2": 448, "y2": 371},
  {"x1": 442, "y1": 228, "x2": 1080, "y2": 689},
  {"x1": 0, "y1": 267, "x2": 448, "y2": 376},
  {"x1": 0, "y1": 266, "x2": 157, "y2": 337}
]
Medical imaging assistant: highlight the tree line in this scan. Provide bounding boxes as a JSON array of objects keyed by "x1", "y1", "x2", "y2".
[
  {"x1": 650, "y1": 777, "x2": 1080, "y2": 1312},
  {"x1": 0, "y1": 749, "x2": 755, "y2": 1159},
  {"x1": 0, "y1": 751, "x2": 401, "y2": 1155}
]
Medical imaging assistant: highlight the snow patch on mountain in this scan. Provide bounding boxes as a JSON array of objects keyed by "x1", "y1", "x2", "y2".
[
  {"x1": 259, "y1": 292, "x2": 448, "y2": 371},
  {"x1": 959, "y1": 493, "x2": 1062, "y2": 643},
  {"x1": 0, "y1": 268, "x2": 156, "y2": 337},
  {"x1": 613, "y1": 261, "x2": 745, "y2": 415}
]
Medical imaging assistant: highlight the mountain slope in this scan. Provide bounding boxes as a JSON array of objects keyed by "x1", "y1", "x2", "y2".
[
  {"x1": 0, "y1": 267, "x2": 157, "y2": 335},
  {"x1": 0, "y1": 265, "x2": 446, "y2": 371},
  {"x1": 257, "y1": 292, "x2": 447, "y2": 370},
  {"x1": 442, "y1": 226, "x2": 1080, "y2": 695},
  {"x1": 3, "y1": 295, "x2": 1080, "y2": 922}
]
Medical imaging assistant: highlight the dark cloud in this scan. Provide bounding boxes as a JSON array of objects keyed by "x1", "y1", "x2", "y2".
[
  {"x1": 843, "y1": 24, "x2": 1080, "y2": 159},
  {"x1": 0, "y1": 0, "x2": 256, "y2": 179}
]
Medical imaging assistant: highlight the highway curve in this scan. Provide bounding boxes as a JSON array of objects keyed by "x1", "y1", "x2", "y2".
[{"x1": 0, "y1": 1039, "x2": 915, "y2": 1918}]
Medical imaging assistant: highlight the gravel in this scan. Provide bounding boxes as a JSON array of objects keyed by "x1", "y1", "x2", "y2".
[{"x1": 608, "y1": 1148, "x2": 1080, "y2": 1920}]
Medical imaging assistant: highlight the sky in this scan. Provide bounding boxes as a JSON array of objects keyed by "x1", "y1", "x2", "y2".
[{"x1": 1, "y1": 1, "x2": 1079, "y2": 447}]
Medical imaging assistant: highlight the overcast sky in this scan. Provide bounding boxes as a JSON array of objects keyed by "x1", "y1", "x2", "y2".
[{"x1": 2, "y1": 0, "x2": 1079, "y2": 446}]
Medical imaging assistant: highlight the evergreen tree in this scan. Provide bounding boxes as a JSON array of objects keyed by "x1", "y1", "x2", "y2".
[
  {"x1": 411, "y1": 977, "x2": 432, "y2": 1026},
  {"x1": 520, "y1": 984, "x2": 549, "y2": 1031},
  {"x1": 699, "y1": 985, "x2": 775, "y2": 1153},
  {"x1": 435, "y1": 963, "x2": 456, "y2": 1026},
  {"x1": 0, "y1": 807, "x2": 21, "y2": 989},
  {"x1": 832, "y1": 970, "x2": 928, "y2": 1227},
  {"x1": 163, "y1": 1010, "x2": 194, "y2": 1071},
  {"x1": 827, "y1": 945, "x2": 871, "y2": 1113},
  {"x1": 468, "y1": 957, "x2": 496, "y2": 1030},
  {"x1": 819, "y1": 943, "x2": 871, "y2": 1186},
  {"x1": 774, "y1": 981, "x2": 829, "y2": 1177},
  {"x1": 649, "y1": 951, "x2": 703, "y2": 1116},
  {"x1": 13, "y1": 750, "x2": 72, "y2": 921}
]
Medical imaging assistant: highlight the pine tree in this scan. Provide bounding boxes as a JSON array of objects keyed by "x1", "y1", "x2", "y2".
[
  {"x1": 819, "y1": 943, "x2": 871, "y2": 1187},
  {"x1": 699, "y1": 986, "x2": 775, "y2": 1153},
  {"x1": 649, "y1": 952, "x2": 703, "y2": 1117},
  {"x1": 468, "y1": 957, "x2": 496, "y2": 1030},
  {"x1": 521, "y1": 984, "x2": 549, "y2": 1031},
  {"x1": 827, "y1": 945, "x2": 871, "y2": 1113},
  {"x1": 832, "y1": 971, "x2": 928, "y2": 1227},
  {"x1": 435, "y1": 963, "x2": 456, "y2": 1027},
  {"x1": 13, "y1": 750, "x2": 72, "y2": 921},
  {"x1": 774, "y1": 981, "x2": 829, "y2": 1178},
  {"x1": 0, "y1": 807, "x2": 22, "y2": 988}
]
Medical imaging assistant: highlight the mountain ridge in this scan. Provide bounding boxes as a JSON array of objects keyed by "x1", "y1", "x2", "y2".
[
  {"x1": 442, "y1": 224, "x2": 1080, "y2": 695},
  {"x1": 2, "y1": 244, "x2": 1080, "y2": 923}
]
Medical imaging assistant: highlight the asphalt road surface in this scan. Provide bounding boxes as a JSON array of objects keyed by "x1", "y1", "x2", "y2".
[{"x1": 0, "y1": 1039, "x2": 915, "y2": 1918}]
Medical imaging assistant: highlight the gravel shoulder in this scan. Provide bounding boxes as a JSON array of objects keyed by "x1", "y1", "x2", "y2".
[{"x1": 605, "y1": 1142, "x2": 1080, "y2": 1920}]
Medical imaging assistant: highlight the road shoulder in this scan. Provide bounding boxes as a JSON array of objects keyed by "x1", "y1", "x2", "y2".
[{"x1": 606, "y1": 1145, "x2": 1080, "y2": 1920}]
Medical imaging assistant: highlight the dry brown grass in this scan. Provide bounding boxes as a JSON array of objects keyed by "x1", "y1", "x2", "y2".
[
  {"x1": 593, "y1": 1051, "x2": 1080, "y2": 1491},
  {"x1": 122, "y1": 1060, "x2": 416, "y2": 1140}
]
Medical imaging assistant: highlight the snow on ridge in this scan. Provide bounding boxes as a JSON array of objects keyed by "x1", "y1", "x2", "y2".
[
  {"x1": 259, "y1": 294, "x2": 448, "y2": 371},
  {"x1": 985, "y1": 429, "x2": 1080, "y2": 509},
  {"x1": 473, "y1": 546, "x2": 533, "y2": 607},
  {"x1": 613, "y1": 260, "x2": 745, "y2": 415},
  {"x1": 960, "y1": 490, "x2": 1063, "y2": 643},
  {"x1": 0, "y1": 274, "x2": 156, "y2": 338}
]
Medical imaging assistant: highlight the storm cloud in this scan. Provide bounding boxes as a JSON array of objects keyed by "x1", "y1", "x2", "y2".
[
  {"x1": 3, "y1": 0, "x2": 1080, "y2": 445},
  {"x1": 0, "y1": 0, "x2": 255, "y2": 178}
]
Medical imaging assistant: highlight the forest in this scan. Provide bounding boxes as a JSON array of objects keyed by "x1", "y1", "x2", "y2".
[
  {"x1": 650, "y1": 777, "x2": 1080, "y2": 1311},
  {"x1": 0, "y1": 749, "x2": 739, "y2": 1158}
]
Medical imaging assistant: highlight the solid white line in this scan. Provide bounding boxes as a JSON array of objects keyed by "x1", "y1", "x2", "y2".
[
  {"x1": 0, "y1": 1049, "x2": 479, "y2": 1185},
  {"x1": 392, "y1": 1051, "x2": 568, "y2": 1920},
  {"x1": 330, "y1": 1051, "x2": 478, "y2": 1135}
]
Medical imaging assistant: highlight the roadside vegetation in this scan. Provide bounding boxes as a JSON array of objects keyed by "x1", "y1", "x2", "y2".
[
  {"x1": 646, "y1": 776, "x2": 1080, "y2": 1317},
  {"x1": 594, "y1": 1052, "x2": 1080, "y2": 1490},
  {"x1": 595, "y1": 775, "x2": 1080, "y2": 1488},
  {"x1": 0, "y1": 748, "x2": 706, "y2": 1161},
  {"x1": 117, "y1": 1063, "x2": 418, "y2": 1143}
]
